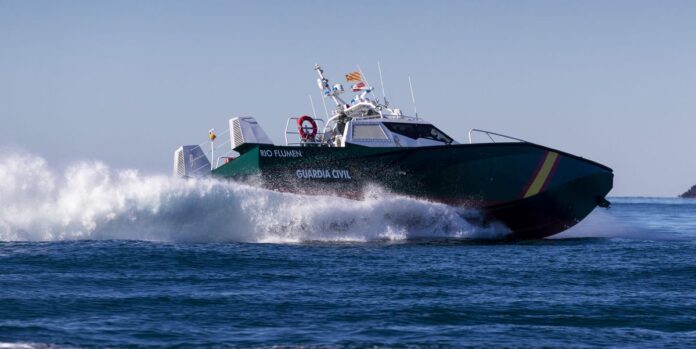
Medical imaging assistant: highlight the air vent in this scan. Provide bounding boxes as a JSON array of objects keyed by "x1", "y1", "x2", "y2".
[
  {"x1": 174, "y1": 148, "x2": 185, "y2": 177},
  {"x1": 172, "y1": 145, "x2": 210, "y2": 178},
  {"x1": 231, "y1": 118, "x2": 244, "y2": 149},
  {"x1": 228, "y1": 116, "x2": 273, "y2": 150}
]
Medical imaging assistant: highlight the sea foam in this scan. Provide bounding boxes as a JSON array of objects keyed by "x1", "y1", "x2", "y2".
[{"x1": 0, "y1": 152, "x2": 509, "y2": 243}]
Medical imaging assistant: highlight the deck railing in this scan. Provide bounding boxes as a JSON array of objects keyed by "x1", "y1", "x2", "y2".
[
  {"x1": 468, "y1": 128, "x2": 530, "y2": 144},
  {"x1": 185, "y1": 126, "x2": 239, "y2": 172}
]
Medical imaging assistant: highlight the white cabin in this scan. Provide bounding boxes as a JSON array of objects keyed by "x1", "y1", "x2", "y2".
[
  {"x1": 280, "y1": 65, "x2": 460, "y2": 148},
  {"x1": 337, "y1": 118, "x2": 456, "y2": 147}
]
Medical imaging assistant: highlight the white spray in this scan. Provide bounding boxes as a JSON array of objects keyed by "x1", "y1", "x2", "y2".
[{"x1": 0, "y1": 151, "x2": 510, "y2": 243}]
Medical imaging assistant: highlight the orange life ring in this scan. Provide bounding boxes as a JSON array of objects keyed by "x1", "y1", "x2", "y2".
[{"x1": 297, "y1": 115, "x2": 318, "y2": 140}]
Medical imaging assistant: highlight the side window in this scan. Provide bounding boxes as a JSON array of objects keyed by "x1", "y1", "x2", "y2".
[{"x1": 352, "y1": 124, "x2": 389, "y2": 140}]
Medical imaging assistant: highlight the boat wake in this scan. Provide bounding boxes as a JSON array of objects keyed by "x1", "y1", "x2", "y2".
[
  {"x1": 555, "y1": 198, "x2": 694, "y2": 241},
  {"x1": 0, "y1": 152, "x2": 509, "y2": 243}
]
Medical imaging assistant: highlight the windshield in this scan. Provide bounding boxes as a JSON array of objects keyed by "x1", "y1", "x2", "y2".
[{"x1": 383, "y1": 122, "x2": 454, "y2": 144}]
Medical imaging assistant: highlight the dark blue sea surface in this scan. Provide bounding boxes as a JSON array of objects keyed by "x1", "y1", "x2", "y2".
[{"x1": 1, "y1": 197, "x2": 696, "y2": 348}]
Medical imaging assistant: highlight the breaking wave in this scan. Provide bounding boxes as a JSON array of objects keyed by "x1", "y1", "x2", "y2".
[{"x1": 0, "y1": 151, "x2": 508, "y2": 243}]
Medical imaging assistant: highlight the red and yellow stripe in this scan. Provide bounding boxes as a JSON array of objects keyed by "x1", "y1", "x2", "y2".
[
  {"x1": 522, "y1": 151, "x2": 560, "y2": 198},
  {"x1": 345, "y1": 71, "x2": 362, "y2": 82}
]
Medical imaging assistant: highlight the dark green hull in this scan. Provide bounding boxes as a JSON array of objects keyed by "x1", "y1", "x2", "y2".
[{"x1": 213, "y1": 143, "x2": 613, "y2": 239}]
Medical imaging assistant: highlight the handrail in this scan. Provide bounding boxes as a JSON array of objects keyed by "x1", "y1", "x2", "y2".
[
  {"x1": 185, "y1": 127, "x2": 232, "y2": 167},
  {"x1": 183, "y1": 126, "x2": 240, "y2": 171},
  {"x1": 468, "y1": 128, "x2": 529, "y2": 144}
]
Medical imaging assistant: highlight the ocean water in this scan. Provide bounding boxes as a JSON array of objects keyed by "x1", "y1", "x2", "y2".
[{"x1": 1, "y1": 154, "x2": 696, "y2": 348}]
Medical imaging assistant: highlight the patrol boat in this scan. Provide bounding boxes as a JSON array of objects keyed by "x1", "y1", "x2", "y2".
[{"x1": 174, "y1": 65, "x2": 613, "y2": 239}]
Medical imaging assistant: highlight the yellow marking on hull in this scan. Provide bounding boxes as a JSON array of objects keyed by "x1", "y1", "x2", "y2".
[{"x1": 524, "y1": 152, "x2": 559, "y2": 198}]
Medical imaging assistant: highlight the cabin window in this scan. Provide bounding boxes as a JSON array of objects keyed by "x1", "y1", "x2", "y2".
[
  {"x1": 352, "y1": 124, "x2": 389, "y2": 141},
  {"x1": 383, "y1": 122, "x2": 454, "y2": 144}
]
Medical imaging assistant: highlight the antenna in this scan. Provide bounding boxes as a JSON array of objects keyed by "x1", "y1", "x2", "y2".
[
  {"x1": 308, "y1": 95, "x2": 318, "y2": 119},
  {"x1": 377, "y1": 61, "x2": 387, "y2": 105},
  {"x1": 408, "y1": 76, "x2": 418, "y2": 119}
]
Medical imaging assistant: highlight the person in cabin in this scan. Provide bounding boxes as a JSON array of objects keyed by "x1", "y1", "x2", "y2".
[{"x1": 336, "y1": 111, "x2": 348, "y2": 136}]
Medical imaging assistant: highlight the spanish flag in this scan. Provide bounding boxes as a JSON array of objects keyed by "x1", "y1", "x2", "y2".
[{"x1": 345, "y1": 71, "x2": 362, "y2": 82}]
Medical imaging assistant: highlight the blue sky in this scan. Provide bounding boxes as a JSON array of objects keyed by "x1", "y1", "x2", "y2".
[{"x1": 1, "y1": 0, "x2": 695, "y2": 196}]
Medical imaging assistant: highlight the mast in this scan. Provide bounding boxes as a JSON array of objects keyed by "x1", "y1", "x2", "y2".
[{"x1": 314, "y1": 64, "x2": 347, "y2": 111}]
